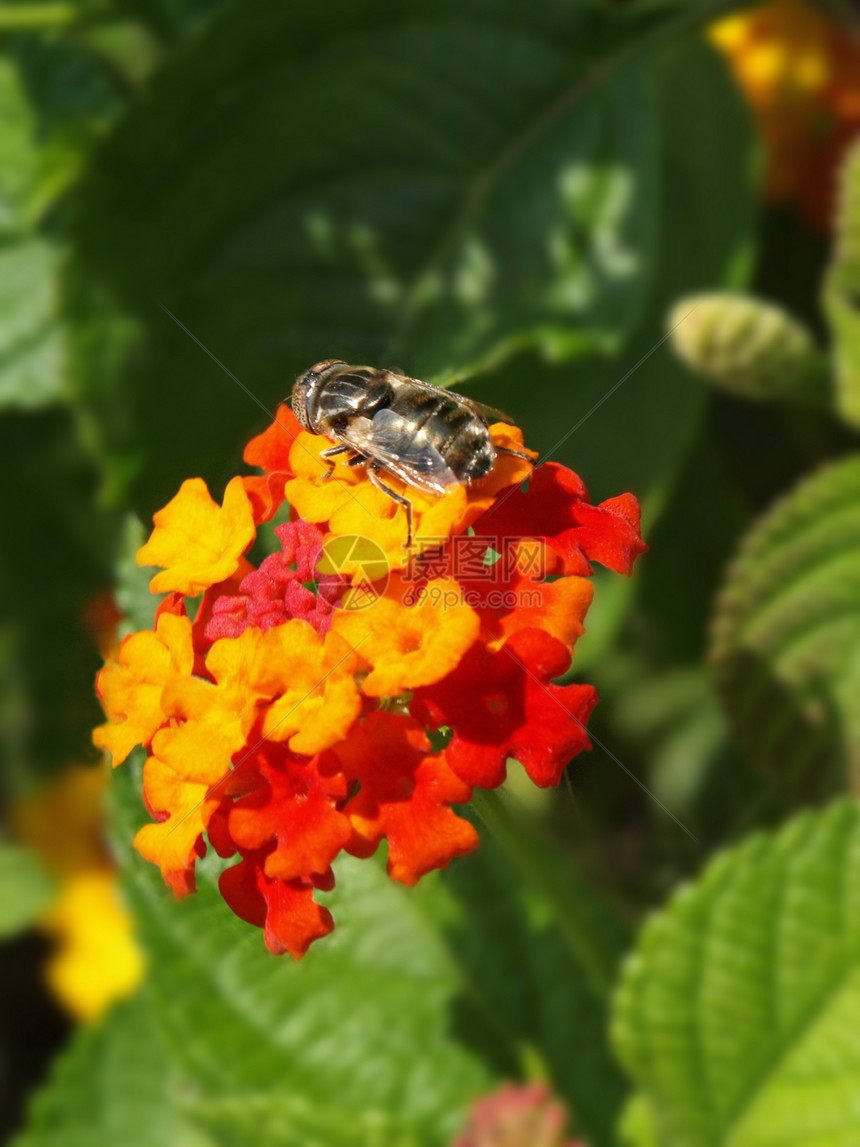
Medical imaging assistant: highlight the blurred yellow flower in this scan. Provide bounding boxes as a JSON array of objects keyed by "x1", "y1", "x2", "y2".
[
  {"x1": 10, "y1": 765, "x2": 144, "y2": 1022},
  {"x1": 710, "y1": 0, "x2": 860, "y2": 229},
  {"x1": 38, "y1": 870, "x2": 144, "y2": 1024}
]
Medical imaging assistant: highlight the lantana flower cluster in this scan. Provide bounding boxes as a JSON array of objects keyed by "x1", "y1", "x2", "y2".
[
  {"x1": 710, "y1": 0, "x2": 860, "y2": 231},
  {"x1": 94, "y1": 405, "x2": 645, "y2": 957}
]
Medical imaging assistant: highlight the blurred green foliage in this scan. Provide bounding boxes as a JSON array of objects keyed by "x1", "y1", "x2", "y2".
[
  {"x1": 2, "y1": 0, "x2": 860, "y2": 1145},
  {"x1": 0, "y1": 835, "x2": 56, "y2": 936}
]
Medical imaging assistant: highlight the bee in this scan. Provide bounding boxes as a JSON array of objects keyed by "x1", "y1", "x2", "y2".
[{"x1": 291, "y1": 360, "x2": 532, "y2": 547}]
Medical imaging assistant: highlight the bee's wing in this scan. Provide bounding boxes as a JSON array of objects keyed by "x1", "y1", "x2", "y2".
[
  {"x1": 391, "y1": 373, "x2": 515, "y2": 426},
  {"x1": 346, "y1": 410, "x2": 459, "y2": 496},
  {"x1": 461, "y1": 397, "x2": 515, "y2": 426}
]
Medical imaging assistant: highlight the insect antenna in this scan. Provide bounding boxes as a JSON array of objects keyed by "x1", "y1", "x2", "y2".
[{"x1": 496, "y1": 445, "x2": 534, "y2": 463}]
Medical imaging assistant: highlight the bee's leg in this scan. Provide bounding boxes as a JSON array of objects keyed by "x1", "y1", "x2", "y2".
[
  {"x1": 319, "y1": 443, "x2": 350, "y2": 480},
  {"x1": 346, "y1": 453, "x2": 369, "y2": 469},
  {"x1": 367, "y1": 463, "x2": 413, "y2": 549},
  {"x1": 495, "y1": 445, "x2": 534, "y2": 463}
]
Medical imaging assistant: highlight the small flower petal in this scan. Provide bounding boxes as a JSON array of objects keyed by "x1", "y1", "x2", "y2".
[
  {"x1": 473, "y1": 463, "x2": 646, "y2": 577},
  {"x1": 243, "y1": 403, "x2": 302, "y2": 474},
  {"x1": 413, "y1": 629, "x2": 597, "y2": 789},
  {"x1": 137, "y1": 476, "x2": 256, "y2": 595},
  {"x1": 243, "y1": 411, "x2": 302, "y2": 520},
  {"x1": 335, "y1": 712, "x2": 478, "y2": 885},
  {"x1": 218, "y1": 853, "x2": 334, "y2": 958},
  {"x1": 333, "y1": 578, "x2": 480, "y2": 696},
  {"x1": 39, "y1": 871, "x2": 145, "y2": 1023},
  {"x1": 460, "y1": 560, "x2": 594, "y2": 652},
  {"x1": 134, "y1": 754, "x2": 220, "y2": 896},
  {"x1": 227, "y1": 743, "x2": 351, "y2": 882},
  {"x1": 152, "y1": 627, "x2": 262, "y2": 785},
  {"x1": 251, "y1": 623, "x2": 362, "y2": 755},
  {"x1": 93, "y1": 613, "x2": 194, "y2": 766},
  {"x1": 564, "y1": 491, "x2": 646, "y2": 576}
]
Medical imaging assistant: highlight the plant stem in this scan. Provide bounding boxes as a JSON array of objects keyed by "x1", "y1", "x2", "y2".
[{"x1": 471, "y1": 787, "x2": 619, "y2": 998}]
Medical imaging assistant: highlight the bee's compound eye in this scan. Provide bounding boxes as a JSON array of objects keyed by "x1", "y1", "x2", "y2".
[
  {"x1": 291, "y1": 360, "x2": 350, "y2": 432},
  {"x1": 306, "y1": 359, "x2": 347, "y2": 375},
  {"x1": 291, "y1": 371, "x2": 316, "y2": 431}
]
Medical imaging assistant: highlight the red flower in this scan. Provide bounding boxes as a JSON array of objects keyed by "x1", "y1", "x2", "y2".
[
  {"x1": 472, "y1": 462, "x2": 647, "y2": 577},
  {"x1": 413, "y1": 629, "x2": 597, "y2": 790},
  {"x1": 334, "y1": 712, "x2": 479, "y2": 886},
  {"x1": 226, "y1": 742, "x2": 351, "y2": 883},
  {"x1": 218, "y1": 853, "x2": 334, "y2": 959}
]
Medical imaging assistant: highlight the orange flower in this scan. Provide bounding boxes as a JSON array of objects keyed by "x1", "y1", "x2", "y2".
[
  {"x1": 93, "y1": 612, "x2": 194, "y2": 766},
  {"x1": 710, "y1": 0, "x2": 860, "y2": 230},
  {"x1": 240, "y1": 402, "x2": 298, "y2": 521},
  {"x1": 225, "y1": 742, "x2": 351, "y2": 883},
  {"x1": 94, "y1": 384, "x2": 645, "y2": 957},
  {"x1": 134, "y1": 753, "x2": 220, "y2": 895}
]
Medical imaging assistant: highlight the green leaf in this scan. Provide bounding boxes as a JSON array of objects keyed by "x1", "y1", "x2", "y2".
[
  {"x1": 0, "y1": 58, "x2": 64, "y2": 408},
  {"x1": 667, "y1": 292, "x2": 830, "y2": 406},
  {"x1": 0, "y1": 31, "x2": 125, "y2": 410},
  {"x1": 71, "y1": 1, "x2": 662, "y2": 371},
  {"x1": 618, "y1": 1093, "x2": 664, "y2": 1147},
  {"x1": 470, "y1": 31, "x2": 754, "y2": 522},
  {"x1": 0, "y1": 408, "x2": 111, "y2": 781},
  {"x1": 612, "y1": 799, "x2": 860, "y2": 1147},
  {"x1": 0, "y1": 837, "x2": 56, "y2": 937},
  {"x1": 0, "y1": 54, "x2": 40, "y2": 223},
  {"x1": 823, "y1": 138, "x2": 860, "y2": 429},
  {"x1": 710, "y1": 456, "x2": 860, "y2": 799},
  {"x1": 0, "y1": 234, "x2": 63, "y2": 408},
  {"x1": 63, "y1": 0, "x2": 754, "y2": 516},
  {"x1": 111, "y1": 0, "x2": 233, "y2": 46},
  {"x1": 14, "y1": 991, "x2": 210, "y2": 1147},
  {"x1": 114, "y1": 513, "x2": 161, "y2": 636},
  {"x1": 4, "y1": 29, "x2": 124, "y2": 206},
  {"x1": 63, "y1": 758, "x2": 628, "y2": 1147}
]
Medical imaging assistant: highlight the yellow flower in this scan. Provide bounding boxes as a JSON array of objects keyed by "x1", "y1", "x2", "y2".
[
  {"x1": 10, "y1": 765, "x2": 144, "y2": 1022},
  {"x1": 136, "y1": 476, "x2": 256, "y2": 595},
  {"x1": 39, "y1": 871, "x2": 145, "y2": 1024}
]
